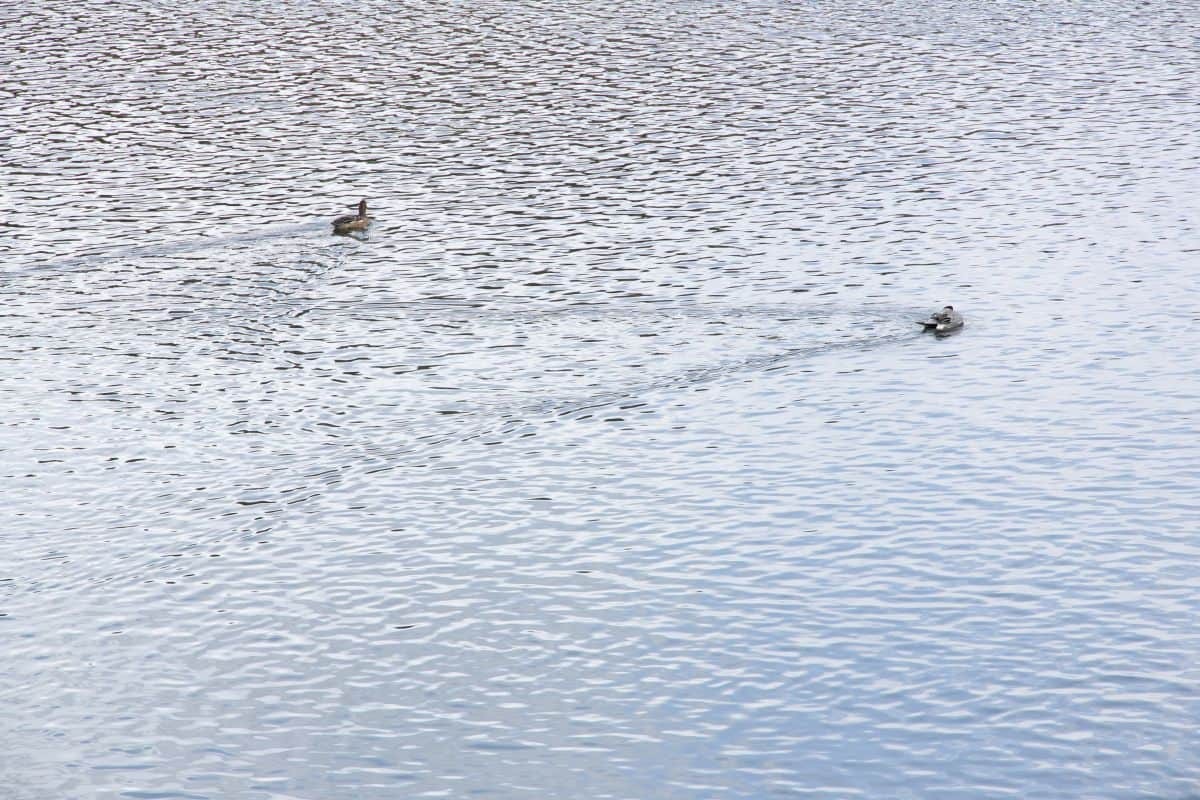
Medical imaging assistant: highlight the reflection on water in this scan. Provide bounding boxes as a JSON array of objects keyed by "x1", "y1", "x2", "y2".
[{"x1": 3, "y1": 0, "x2": 1199, "y2": 797}]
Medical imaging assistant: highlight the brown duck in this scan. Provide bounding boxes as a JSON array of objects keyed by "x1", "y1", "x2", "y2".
[{"x1": 332, "y1": 199, "x2": 370, "y2": 234}]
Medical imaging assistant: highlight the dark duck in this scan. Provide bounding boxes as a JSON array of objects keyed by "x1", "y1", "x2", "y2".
[{"x1": 918, "y1": 305, "x2": 964, "y2": 333}]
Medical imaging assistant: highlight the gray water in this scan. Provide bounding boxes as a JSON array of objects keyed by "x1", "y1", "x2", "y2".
[{"x1": 3, "y1": 1, "x2": 1199, "y2": 797}]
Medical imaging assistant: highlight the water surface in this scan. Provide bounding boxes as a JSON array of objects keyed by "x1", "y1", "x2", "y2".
[{"x1": 3, "y1": 1, "x2": 1199, "y2": 797}]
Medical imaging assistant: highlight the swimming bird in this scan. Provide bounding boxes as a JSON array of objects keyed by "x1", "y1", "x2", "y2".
[
  {"x1": 918, "y1": 305, "x2": 964, "y2": 333},
  {"x1": 332, "y1": 199, "x2": 370, "y2": 234}
]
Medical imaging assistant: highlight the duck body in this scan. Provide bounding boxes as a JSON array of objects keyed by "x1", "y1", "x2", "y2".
[
  {"x1": 332, "y1": 199, "x2": 370, "y2": 234},
  {"x1": 918, "y1": 305, "x2": 964, "y2": 333}
]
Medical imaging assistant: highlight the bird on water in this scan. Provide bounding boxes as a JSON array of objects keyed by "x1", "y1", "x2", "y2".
[
  {"x1": 918, "y1": 305, "x2": 964, "y2": 333},
  {"x1": 332, "y1": 199, "x2": 370, "y2": 234}
]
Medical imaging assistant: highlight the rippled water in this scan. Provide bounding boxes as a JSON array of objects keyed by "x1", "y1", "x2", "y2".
[{"x1": 3, "y1": 1, "x2": 1200, "y2": 797}]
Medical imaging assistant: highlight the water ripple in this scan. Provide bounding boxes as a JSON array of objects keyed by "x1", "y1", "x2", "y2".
[{"x1": 3, "y1": 0, "x2": 1200, "y2": 798}]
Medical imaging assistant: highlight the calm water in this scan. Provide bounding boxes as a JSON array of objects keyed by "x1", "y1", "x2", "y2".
[{"x1": 3, "y1": 1, "x2": 1199, "y2": 797}]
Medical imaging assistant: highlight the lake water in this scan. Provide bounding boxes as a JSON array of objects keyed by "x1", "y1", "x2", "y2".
[{"x1": 3, "y1": 1, "x2": 1199, "y2": 797}]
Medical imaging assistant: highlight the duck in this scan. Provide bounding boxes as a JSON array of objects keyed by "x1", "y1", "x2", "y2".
[
  {"x1": 918, "y1": 305, "x2": 964, "y2": 333},
  {"x1": 332, "y1": 199, "x2": 370, "y2": 234}
]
